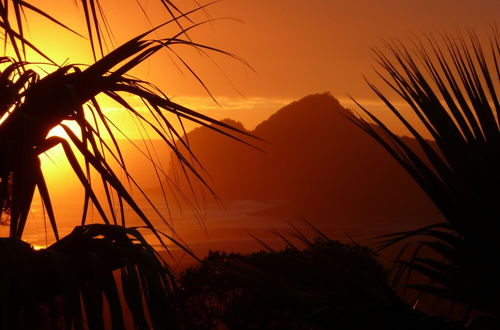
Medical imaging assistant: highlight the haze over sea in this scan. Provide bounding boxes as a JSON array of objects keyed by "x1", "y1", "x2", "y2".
[{"x1": 13, "y1": 194, "x2": 417, "y2": 261}]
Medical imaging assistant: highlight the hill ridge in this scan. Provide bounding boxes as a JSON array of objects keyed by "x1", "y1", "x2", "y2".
[{"x1": 169, "y1": 93, "x2": 441, "y2": 230}]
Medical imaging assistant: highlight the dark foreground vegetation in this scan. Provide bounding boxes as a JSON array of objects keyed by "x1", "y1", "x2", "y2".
[
  {"x1": 350, "y1": 28, "x2": 500, "y2": 329},
  {"x1": 0, "y1": 225, "x2": 178, "y2": 329},
  {"x1": 177, "y1": 236, "x2": 463, "y2": 330},
  {"x1": 0, "y1": 0, "x2": 248, "y2": 328}
]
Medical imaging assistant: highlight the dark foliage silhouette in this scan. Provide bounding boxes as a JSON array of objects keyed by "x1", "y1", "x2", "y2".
[
  {"x1": 0, "y1": 1, "x2": 250, "y2": 328},
  {"x1": 0, "y1": 225, "x2": 178, "y2": 329},
  {"x1": 178, "y1": 233, "x2": 462, "y2": 330},
  {"x1": 351, "y1": 29, "x2": 500, "y2": 327}
]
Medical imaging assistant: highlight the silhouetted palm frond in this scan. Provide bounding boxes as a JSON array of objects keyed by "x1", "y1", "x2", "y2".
[
  {"x1": 0, "y1": 0, "x2": 201, "y2": 62},
  {"x1": 0, "y1": 11, "x2": 252, "y2": 247},
  {"x1": 0, "y1": 224, "x2": 179, "y2": 329},
  {"x1": 351, "y1": 29, "x2": 500, "y2": 319},
  {"x1": 0, "y1": 1, "x2": 254, "y2": 327}
]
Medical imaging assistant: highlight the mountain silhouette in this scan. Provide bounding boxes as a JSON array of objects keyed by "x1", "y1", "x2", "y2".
[{"x1": 169, "y1": 93, "x2": 441, "y2": 233}]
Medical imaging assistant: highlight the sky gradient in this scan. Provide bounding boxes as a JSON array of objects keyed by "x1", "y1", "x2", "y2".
[
  {"x1": 25, "y1": 0, "x2": 500, "y2": 130},
  {"x1": 3, "y1": 0, "x2": 498, "y2": 249}
]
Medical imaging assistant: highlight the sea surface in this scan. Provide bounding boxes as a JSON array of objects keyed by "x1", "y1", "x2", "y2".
[{"x1": 1, "y1": 190, "x2": 420, "y2": 269}]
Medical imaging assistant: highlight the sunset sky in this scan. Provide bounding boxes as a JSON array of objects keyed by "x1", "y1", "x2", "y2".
[
  {"x1": 25, "y1": 0, "x2": 500, "y2": 131},
  {"x1": 1, "y1": 3, "x2": 498, "y2": 327},
  {"x1": 2, "y1": 0, "x2": 498, "y2": 251},
  {"x1": 11, "y1": 0, "x2": 496, "y2": 191},
  {"x1": 12, "y1": 0, "x2": 496, "y2": 204}
]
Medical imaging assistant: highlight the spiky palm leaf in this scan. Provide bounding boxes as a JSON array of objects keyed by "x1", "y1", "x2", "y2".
[
  {"x1": 0, "y1": 2, "x2": 252, "y2": 244},
  {"x1": 0, "y1": 1, "x2": 254, "y2": 328},
  {"x1": 350, "y1": 30, "x2": 500, "y2": 318},
  {"x1": 0, "y1": 0, "x2": 191, "y2": 62},
  {"x1": 0, "y1": 224, "x2": 179, "y2": 329}
]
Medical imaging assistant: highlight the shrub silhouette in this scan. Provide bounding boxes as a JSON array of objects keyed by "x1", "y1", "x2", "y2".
[{"x1": 178, "y1": 237, "x2": 463, "y2": 330}]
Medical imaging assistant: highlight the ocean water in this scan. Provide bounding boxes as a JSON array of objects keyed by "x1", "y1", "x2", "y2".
[
  {"x1": 2, "y1": 194, "x2": 315, "y2": 256},
  {"x1": 1, "y1": 188, "x2": 421, "y2": 269}
]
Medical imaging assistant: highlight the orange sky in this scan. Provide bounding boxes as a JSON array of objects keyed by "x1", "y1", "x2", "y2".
[
  {"x1": 3, "y1": 0, "x2": 499, "y2": 249},
  {"x1": 9, "y1": 0, "x2": 499, "y2": 197},
  {"x1": 23, "y1": 0, "x2": 500, "y2": 131},
  {"x1": 13, "y1": 0, "x2": 499, "y2": 198}
]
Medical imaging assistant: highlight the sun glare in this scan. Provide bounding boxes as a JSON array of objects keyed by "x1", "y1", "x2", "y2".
[
  {"x1": 47, "y1": 120, "x2": 81, "y2": 140},
  {"x1": 32, "y1": 244, "x2": 45, "y2": 251},
  {"x1": 47, "y1": 125, "x2": 69, "y2": 139},
  {"x1": 39, "y1": 121, "x2": 84, "y2": 182}
]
